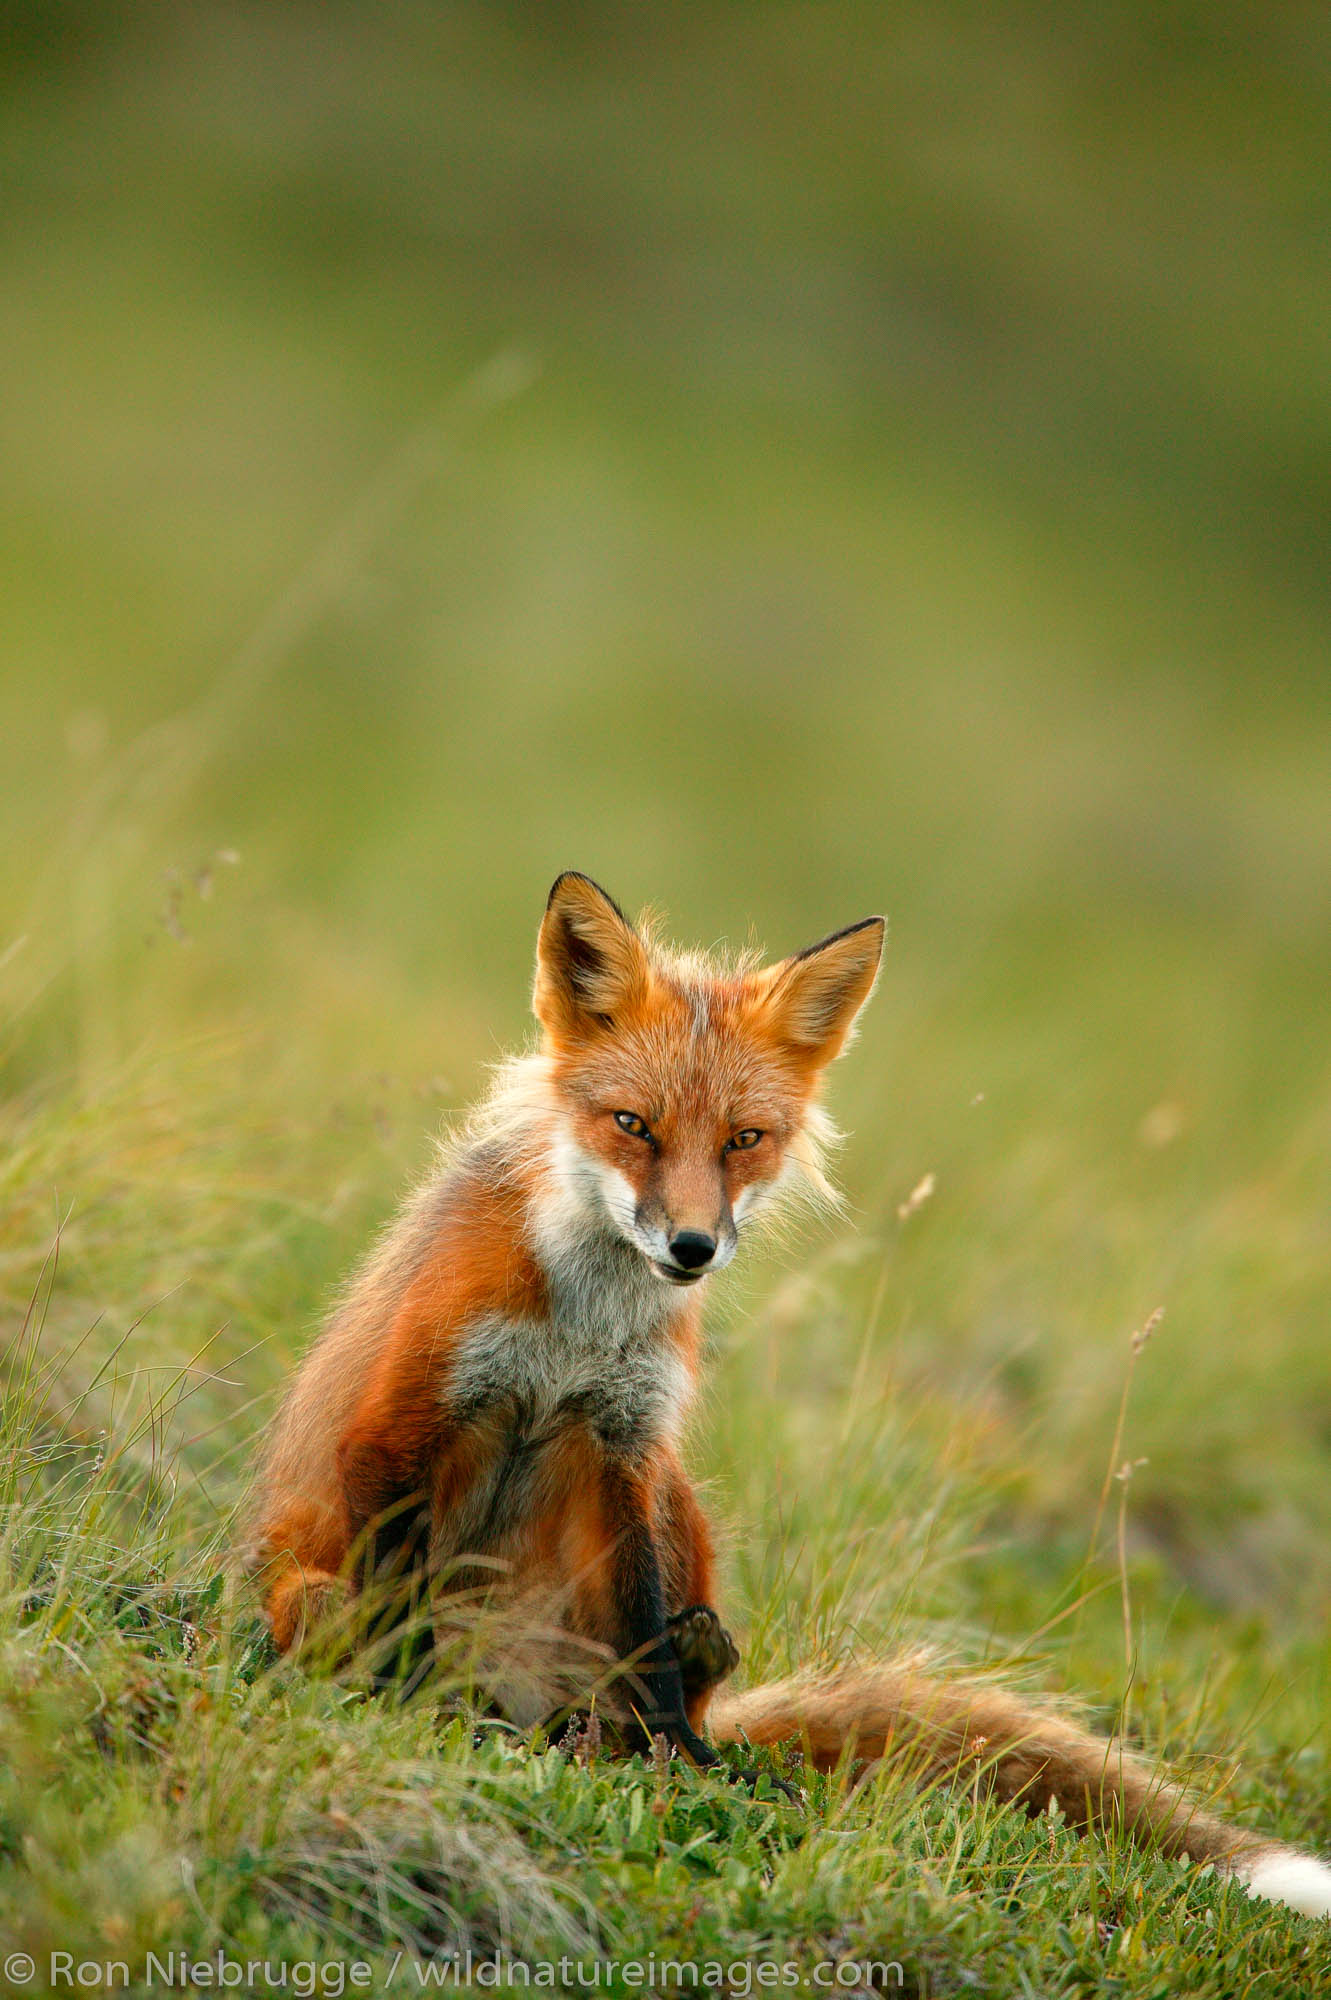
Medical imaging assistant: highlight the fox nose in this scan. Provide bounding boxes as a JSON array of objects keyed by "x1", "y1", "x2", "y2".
[{"x1": 668, "y1": 1230, "x2": 716, "y2": 1271}]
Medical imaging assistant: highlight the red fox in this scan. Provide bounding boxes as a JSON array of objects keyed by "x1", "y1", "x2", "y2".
[{"x1": 247, "y1": 872, "x2": 1331, "y2": 1920}]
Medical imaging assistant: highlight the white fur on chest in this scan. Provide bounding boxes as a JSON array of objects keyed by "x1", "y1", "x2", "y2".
[{"x1": 446, "y1": 1236, "x2": 691, "y2": 1447}]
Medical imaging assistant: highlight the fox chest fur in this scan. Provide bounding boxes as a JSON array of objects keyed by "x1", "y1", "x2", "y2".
[{"x1": 432, "y1": 1228, "x2": 695, "y2": 1565}]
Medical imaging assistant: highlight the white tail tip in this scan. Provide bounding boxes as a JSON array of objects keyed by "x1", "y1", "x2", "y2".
[{"x1": 1240, "y1": 1850, "x2": 1331, "y2": 1919}]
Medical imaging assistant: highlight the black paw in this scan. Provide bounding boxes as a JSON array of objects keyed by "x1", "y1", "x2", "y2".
[
  {"x1": 666, "y1": 1603, "x2": 741, "y2": 1693},
  {"x1": 622, "y1": 1714, "x2": 720, "y2": 1769}
]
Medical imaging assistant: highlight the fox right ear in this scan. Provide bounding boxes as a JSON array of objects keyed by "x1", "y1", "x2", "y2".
[
  {"x1": 533, "y1": 872, "x2": 650, "y2": 1038},
  {"x1": 755, "y1": 915, "x2": 885, "y2": 1067}
]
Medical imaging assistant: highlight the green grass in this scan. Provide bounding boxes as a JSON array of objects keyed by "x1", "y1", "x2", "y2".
[{"x1": 4, "y1": 4, "x2": 1331, "y2": 1991}]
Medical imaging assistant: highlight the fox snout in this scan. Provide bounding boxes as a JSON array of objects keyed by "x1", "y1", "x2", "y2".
[{"x1": 643, "y1": 1206, "x2": 738, "y2": 1285}]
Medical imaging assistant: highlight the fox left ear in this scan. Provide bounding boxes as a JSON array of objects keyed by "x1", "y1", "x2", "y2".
[
  {"x1": 757, "y1": 916, "x2": 885, "y2": 1066},
  {"x1": 533, "y1": 871, "x2": 650, "y2": 1039}
]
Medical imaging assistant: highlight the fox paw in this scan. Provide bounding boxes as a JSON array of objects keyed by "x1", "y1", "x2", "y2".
[{"x1": 667, "y1": 1603, "x2": 740, "y2": 1693}]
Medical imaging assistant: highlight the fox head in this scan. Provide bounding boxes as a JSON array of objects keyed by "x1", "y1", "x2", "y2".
[{"x1": 531, "y1": 872, "x2": 884, "y2": 1287}]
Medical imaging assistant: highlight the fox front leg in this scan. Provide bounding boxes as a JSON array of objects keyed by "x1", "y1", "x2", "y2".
[{"x1": 595, "y1": 1458, "x2": 719, "y2": 1767}]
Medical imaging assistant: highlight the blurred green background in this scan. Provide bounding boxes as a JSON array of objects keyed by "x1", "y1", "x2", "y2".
[{"x1": 3, "y1": 2, "x2": 1330, "y2": 1655}]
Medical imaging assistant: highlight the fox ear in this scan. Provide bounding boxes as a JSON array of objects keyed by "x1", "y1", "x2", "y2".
[
  {"x1": 534, "y1": 872, "x2": 650, "y2": 1038},
  {"x1": 757, "y1": 916, "x2": 885, "y2": 1066}
]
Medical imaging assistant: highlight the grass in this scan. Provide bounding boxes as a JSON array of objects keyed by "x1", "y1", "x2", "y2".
[{"x1": 4, "y1": 3, "x2": 1331, "y2": 1991}]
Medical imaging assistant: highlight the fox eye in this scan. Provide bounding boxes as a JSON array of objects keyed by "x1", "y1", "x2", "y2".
[
  {"x1": 726, "y1": 1128, "x2": 764, "y2": 1152},
  {"x1": 613, "y1": 1110, "x2": 652, "y2": 1140}
]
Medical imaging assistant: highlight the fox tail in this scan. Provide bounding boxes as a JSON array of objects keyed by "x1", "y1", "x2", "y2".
[{"x1": 710, "y1": 1658, "x2": 1331, "y2": 1921}]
